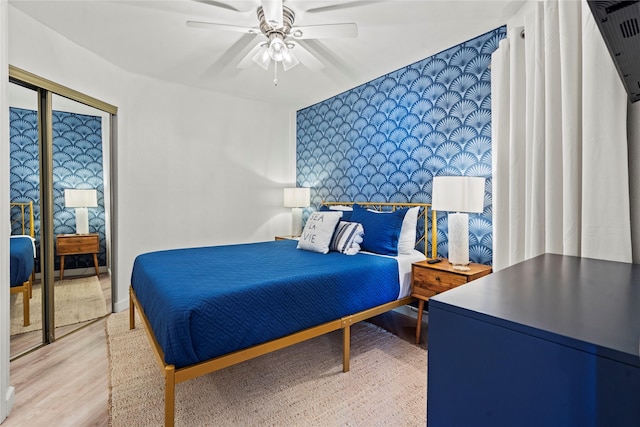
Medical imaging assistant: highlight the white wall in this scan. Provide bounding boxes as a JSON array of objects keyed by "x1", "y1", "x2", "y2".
[
  {"x1": 1, "y1": 0, "x2": 16, "y2": 422},
  {"x1": 7, "y1": 5, "x2": 296, "y2": 310}
]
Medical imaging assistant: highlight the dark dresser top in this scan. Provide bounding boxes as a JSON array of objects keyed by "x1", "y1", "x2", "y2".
[{"x1": 430, "y1": 254, "x2": 640, "y2": 366}]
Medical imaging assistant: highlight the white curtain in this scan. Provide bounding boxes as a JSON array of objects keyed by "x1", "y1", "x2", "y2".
[{"x1": 492, "y1": 0, "x2": 631, "y2": 272}]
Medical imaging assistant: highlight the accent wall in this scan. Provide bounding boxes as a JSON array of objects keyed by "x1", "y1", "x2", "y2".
[{"x1": 296, "y1": 27, "x2": 506, "y2": 265}]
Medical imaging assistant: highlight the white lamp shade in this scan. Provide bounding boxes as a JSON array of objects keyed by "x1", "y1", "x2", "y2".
[
  {"x1": 65, "y1": 189, "x2": 98, "y2": 208},
  {"x1": 283, "y1": 187, "x2": 310, "y2": 208},
  {"x1": 431, "y1": 176, "x2": 485, "y2": 213}
]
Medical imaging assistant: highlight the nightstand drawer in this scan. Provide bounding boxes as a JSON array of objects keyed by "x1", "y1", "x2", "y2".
[
  {"x1": 57, "y1": 234, "x2": 99, "y2": 255},
  {"x1": 413, "y1": 267, "x2": 467, "y2": 295}
]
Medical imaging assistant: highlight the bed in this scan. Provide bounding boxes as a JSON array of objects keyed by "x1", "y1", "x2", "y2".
[
  {"x1": 10, "y1": 201, "x2": 36, "y2": 327},
  {"x1": 130, "y1": 201, "x2": 437, "y2": 426}
]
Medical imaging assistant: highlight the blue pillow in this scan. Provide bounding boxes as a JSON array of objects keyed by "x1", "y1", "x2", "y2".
[
  {"x1": 349, "y1": 205, "x2": 408, "y2": 256},
  {"x1": 319, "y1": 205, "x2": 353, "y2": 221}
]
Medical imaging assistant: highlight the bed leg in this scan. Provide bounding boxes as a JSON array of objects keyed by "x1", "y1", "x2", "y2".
[
  {"x1": 165, "y1": 365, "x2": 175, "y2": 427},
  {"x1": 22, "y1": 287, "x2": 30, "y2": 327},
  {"x1": 129, "y1": 288, "x2": 135, "y2": 330},
  {"x1": 29, "y1": 273, "x2": 34, "y2": 298},
  {"x1": 343, "y1": 323, "x2": 351, "y2": 373}
]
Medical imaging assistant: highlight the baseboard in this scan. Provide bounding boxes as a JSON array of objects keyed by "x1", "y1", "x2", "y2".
[
  {"x1": 33, "y1": 266, "x2": 108, "y2": 280},
  {"x1": 5, "y1": 385, "x2": 14, "y2": 418},
  {"x1": 113, "y1": 298, "x2": 129, "y2": 313}
]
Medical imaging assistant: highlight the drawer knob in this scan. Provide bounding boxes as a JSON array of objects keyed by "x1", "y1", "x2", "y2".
[{"x1": 435, "y1": 276, "x2": 441, "y2": 282}]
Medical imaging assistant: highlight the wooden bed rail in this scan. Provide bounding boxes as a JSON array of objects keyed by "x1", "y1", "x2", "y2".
[{"x1": 129, "y1": 286, "x2": 415, "y2": 427}]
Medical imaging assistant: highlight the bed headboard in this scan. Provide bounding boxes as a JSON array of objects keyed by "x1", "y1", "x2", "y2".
[
  {"x1": 321, "y1": 201, "x2": 437, "y2": 259},
  {"x1": 10, "y1": 201, "x2": 35, "y2": 238}
]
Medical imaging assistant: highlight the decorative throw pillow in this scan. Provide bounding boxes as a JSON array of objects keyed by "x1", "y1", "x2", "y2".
[
  {"x1": 330, "y1": 221, "x2": 364, "y2": 255},
  {"x1": 297, "y1": 211, "x2": 343, "y2": 254},
  {"x1": 349, "y1": 204, "x2": 408, "y2": 256},
  {"x1": 367, "y1": 206, "x2": 420, "y2": 254}
]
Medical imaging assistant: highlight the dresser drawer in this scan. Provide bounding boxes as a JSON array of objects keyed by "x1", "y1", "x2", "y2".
[{"x1": 412, "y1": 266, "x2": 468, "y2": 295}]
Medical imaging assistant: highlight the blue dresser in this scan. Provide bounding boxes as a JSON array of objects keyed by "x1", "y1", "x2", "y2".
[{"x1": 427, "y1": 254, "x2": 640, "y2": 427}]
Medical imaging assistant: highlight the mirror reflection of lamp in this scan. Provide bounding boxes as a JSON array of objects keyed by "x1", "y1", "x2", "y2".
[
  {"x1": 283, "y1": 187, "x2": 311, "y2": 237},
  {"x1": 431, "y1": 176, "x2": 485, "y2": 271},
  {"x1": 64, "y1": 189, "x2": 98, "y2": 235}
]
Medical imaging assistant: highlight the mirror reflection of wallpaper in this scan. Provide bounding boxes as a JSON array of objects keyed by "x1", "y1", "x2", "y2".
[
  {"x1": 9, "y1": 107, "x2": 106, "y2": 272},
  {"x1": 296, "y1": 27, "x2": 505, "y2": 265}
]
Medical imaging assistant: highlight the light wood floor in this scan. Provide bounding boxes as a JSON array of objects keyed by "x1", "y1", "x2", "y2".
[
  {"x1": 3, "y1": 304, "x2": 427, "y2": 426},
  {"x1": 5, "y1": 318, "x2": 109, "y2": 426},
  {"x1": 10, "y1": 273, "x2": 112, "y2": 357}
]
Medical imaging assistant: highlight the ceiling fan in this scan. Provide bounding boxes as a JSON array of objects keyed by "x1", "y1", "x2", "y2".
[{"x1": 187, "y1": 0, "x2": 360, "y2": 85}]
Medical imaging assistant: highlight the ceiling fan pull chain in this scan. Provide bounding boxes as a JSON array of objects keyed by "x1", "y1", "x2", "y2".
[{"x1": 273, "y1": 62, "x2": 279, "y2": 86}]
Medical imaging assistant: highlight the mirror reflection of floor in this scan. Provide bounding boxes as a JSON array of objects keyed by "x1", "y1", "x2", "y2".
[{"x1": 9, "y1": 273, "x2": 111, "y2": 359}]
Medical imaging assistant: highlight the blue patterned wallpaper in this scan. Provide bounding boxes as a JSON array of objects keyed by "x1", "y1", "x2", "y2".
[
  {"x1": 10, "y1": 107, "x2": 106, "y2": 272},
  {"x1": 296, "y1": 28, "x2": 505, "y2": 265}
]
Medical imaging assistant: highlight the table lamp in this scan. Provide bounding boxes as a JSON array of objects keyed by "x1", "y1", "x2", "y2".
[
  {"x1": 431, "y1": 176, "x2": 485, "y2": 270},
  {"x1": 64, "y1": 189, "x2": 98, "y2": 235},
  {"x1": 283, "y1": 187, "x2": 310, "y2": 236}
]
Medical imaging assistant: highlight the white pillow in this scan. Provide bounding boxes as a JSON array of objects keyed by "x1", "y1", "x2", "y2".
[
  {"x1": 398, "y1": 206, "x2": 420, "y2": 254},
  {"x1": 327, "y1": 205, "x2": 353, "y2": 211},
  {"x1": 330, "y1": 221, "x2": 364, "y2": 255},
  {"x1": 297, "y1": 211, "x2": 343, "y2": 254}
]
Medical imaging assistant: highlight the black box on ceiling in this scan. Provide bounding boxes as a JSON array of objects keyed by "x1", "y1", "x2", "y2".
[{"x1": 588, "y1": 1, "x2": 640, "y2": 103}]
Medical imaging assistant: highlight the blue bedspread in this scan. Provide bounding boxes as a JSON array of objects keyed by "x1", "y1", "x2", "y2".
[
  {"x1": 10, "y1": 237, "x2": 34, "y2": 287},
  {"x1": 131, "y1": 239, "x2": 400, "y2": 369}
]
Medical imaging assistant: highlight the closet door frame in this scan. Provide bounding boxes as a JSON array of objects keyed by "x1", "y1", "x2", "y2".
[{"x1": 8, "y1": 65, "x2": 117, "y2": 344}]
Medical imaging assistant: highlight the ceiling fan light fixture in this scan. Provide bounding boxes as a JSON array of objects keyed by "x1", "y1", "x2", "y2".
[
  {"x1": 252, "y1": 44, "x2": 271, "y2": 70},
  {"x1": 282, "y1": 51, "x2": 300, "y2": 71},
  {"x1": 267, "y1": 34, "x2": 287, "y2": 62}
]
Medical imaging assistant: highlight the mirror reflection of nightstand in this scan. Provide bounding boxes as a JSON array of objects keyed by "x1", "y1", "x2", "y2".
[{"x1": 56, "y1": 233, "x2": 100, "y2": 280}]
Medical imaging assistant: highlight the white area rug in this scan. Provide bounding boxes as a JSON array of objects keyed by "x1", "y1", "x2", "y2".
[
  {"x1": 10, "y1": 276, "x2": 109, "y2": 335},
  {"x1": 107, "y1": 311, "x2": 427, "y2": 426}
]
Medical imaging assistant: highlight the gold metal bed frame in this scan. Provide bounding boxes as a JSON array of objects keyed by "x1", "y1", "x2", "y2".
[
  {"x1": 10, "y1": 201, "x2": 35, "y2": 326},
  {"x1": 129, "y1": 201, "x2": 436, "y2": 426}
]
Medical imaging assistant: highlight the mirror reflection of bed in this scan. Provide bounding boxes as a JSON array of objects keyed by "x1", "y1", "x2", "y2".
[{"x1": 9, "y1": 201, "x2": 110, "y2": 359}]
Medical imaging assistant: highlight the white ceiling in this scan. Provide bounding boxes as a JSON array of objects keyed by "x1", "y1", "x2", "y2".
[{"x1": 9, "y1": 0, "x2": 525, "y2": 109}]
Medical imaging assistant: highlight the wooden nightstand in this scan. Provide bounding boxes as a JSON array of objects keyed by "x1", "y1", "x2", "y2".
[
  {"x1": 275, "y1": 235, "x2": 300, "y2": 241},
  {"x1": 412, "y1": 260, "x2": 492, "y2": 343},
  {"x1": 56, "y1": 233, "x2": 100, "y2": 280}
]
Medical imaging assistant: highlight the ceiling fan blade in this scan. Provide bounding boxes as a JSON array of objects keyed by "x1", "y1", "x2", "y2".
[
  {"x1": 289, "y1": 23, "x2": 358, "y2": 39},
  {"x1": 192, "y1": 0, "x2": 243, "y2": 12},
  {"x1": 187, "y1": 20, "x2": 259, "y2": 34},
  {"x1": 288, "y1": 42, "x2": 324, "y2": 72},
  {"x1": 305, "y1": 1, "x2": 381, "y2": 14},
  {"x1": 200, "y1": 33, "x2": 257, "y2": 78},
  {"x1": 261, "y1": 0, "x2": 283, "y2": 28}
]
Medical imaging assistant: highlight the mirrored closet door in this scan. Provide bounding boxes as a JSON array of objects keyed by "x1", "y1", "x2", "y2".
[
  {"x1": 8, "y1": 81, "x2": 43, "y2": 356},
  {"x1": 50, "y1": 93, "x2": 111, "y2": 340},
  {"x1": 8, "y1": 68, "x2": 116, "y2": 359}
]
